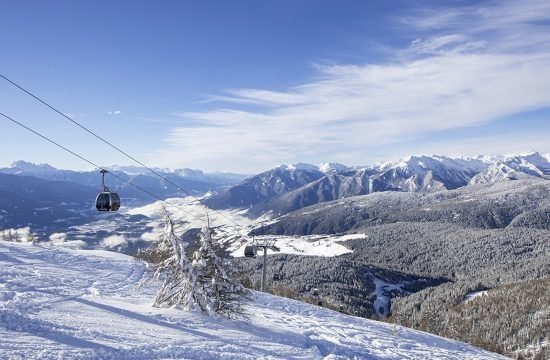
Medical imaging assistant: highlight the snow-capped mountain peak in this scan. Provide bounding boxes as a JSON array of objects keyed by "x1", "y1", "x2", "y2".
[
  {"x1": 275, "y1": 163, "x2": 321, "y2": 173},
  {"x1": 206, "y1": 151, "x2": 549, "y2": 217},
  {"x1": 173, "y1": 167, "x2": 205, "y2": 178},
  {"x1": 9, "y1": 160, "x2": 58, "y2": 174},
  {"x1": 503, "y1": 151, "x2": 550, "y2": 177},
  {"x1": 318, "y1": 162, "x2": 350, "y2": 174}
]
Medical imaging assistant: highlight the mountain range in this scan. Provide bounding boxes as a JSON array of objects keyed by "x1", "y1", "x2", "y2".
[
  {"x1": 205, "y1": 151, "x2": 550, "y2": 217},
  {"x1": 1, "y1": 160, "x2": 248, "y2": 193},
  {"x1": 1, "y1": 151, "x2": 549, "y2": 231},
  {"x1": 0, "y1": 161, "x2": 248, "y2": 232}
]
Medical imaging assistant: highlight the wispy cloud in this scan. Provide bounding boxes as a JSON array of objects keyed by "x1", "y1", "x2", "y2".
[
  {"x1": 108, "y1": 110, "x2": 122, "y2": 115},
  {"x1": 64, "y1": 113, "x2": 87, "y2": 119},
  {"x1": 154, "y1": 0, "x2": 550, "y2": 172}
]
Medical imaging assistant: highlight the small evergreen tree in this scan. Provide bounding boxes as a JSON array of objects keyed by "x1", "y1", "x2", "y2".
[
  {"x1": 145, "y1": 207, "x2": 248, "y2": 318},
  {"x1": 192, "y1": 224, "x2": 248, "y2": 317},
  {"x1": 150, "y1": 205, "x2": 196, "y2": 309}
]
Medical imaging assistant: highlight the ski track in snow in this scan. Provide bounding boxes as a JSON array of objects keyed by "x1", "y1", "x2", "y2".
[{"x1": 0, "y1": 241, "x2": 506, "y2": 360}]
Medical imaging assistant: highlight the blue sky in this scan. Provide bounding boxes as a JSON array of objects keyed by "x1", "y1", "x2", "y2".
[{"x1": 1, "y1": 0, "x2": 549, "y2": 173}]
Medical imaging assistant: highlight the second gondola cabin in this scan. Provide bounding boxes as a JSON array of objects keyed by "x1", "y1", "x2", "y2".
[{"x1": 244, "y1": 245, "x2": 257, "y2": 258}]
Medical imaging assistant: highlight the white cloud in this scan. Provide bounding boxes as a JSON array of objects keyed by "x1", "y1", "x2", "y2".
[
  {"x1": 153, "y1": 0, "x2": 550, "y2": 172},
  {"x1": 64, "y1": 113, "x2": 87, "y2": 119},
  {"x1": 108, "y1": 110, "x2": 122, "y2": 115}
]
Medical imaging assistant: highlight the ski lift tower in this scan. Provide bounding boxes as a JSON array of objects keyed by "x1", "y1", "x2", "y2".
[{"x1": 244, "y1": 234, "x2": 280, "y2": 292}]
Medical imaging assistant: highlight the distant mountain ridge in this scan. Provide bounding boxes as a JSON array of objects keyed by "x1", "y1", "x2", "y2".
[
  {"x1": 205, "y1": 151, "x2": 550, "y2": 217},
  {"x1": 2, "y1": 152, "x2": 549, "y2": 225},
  {"x1": 0, "y1": 173, "x2": 95, "y2": 230},
  {"x1": 0, "y1": 161, "x2": 250, "y2": 204},
  {"x1": 0, "y1": 161, "x2": 249, "y2": 234},
  {"x1": 2, "y1": 161, "x2": 249, "y2": 187}
]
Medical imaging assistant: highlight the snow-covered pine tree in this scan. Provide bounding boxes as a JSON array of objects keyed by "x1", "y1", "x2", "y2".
[
  {"x1": 192, "y1": 222, "x2": 248, "y2": 318},
  {"x1": 150, "y1": 205, "x2": 196, "y2": 309},
  {"x1": 143, "y1": 206, "x2": 247, "y2": 317}
]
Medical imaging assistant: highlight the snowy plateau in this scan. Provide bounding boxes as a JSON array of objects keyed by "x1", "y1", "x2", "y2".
[{"x1": 0, "y1": 241, "x2": 505, "y2": 360}]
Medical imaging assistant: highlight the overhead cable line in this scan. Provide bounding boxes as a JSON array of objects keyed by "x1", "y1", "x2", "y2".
[
  {"x1": 0, "y1": 111, "x2": 204, "y2": 221},
  {"x1": 0, "y1": 73, "x2": 244, "y2": 229}
]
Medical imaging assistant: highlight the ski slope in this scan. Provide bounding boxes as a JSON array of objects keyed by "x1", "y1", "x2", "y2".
[{"x1": 0, "y1": 241, "x2": 506, "y2": 359}]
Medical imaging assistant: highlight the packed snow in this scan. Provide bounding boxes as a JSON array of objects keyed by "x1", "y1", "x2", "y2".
[
  {"x1": 230, "y1": 234, "x2": 356, "y2": 258},
  {"x1": 0, "y1": 241, "x2": 506, "y2": 359}
]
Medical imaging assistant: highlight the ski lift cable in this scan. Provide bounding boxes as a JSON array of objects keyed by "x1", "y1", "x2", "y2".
[
  {"x1": 0, "y1": 111, "x2": 203, "y2": 220},
  {"x1": 0, "y1": 73, "x2": 245, "y2": 230}
]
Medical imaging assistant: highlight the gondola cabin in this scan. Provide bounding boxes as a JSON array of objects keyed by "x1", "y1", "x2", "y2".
[
  {"x1": 95, "y1": 191, "x2": 120, "y2": 212},
  {"x1": 95, "y1": 169, "x2": 120, "y2": 212},
  {"x1": 244, "y1": 245, "x2": 257, "y2": 258},
  {"x1": 273, "y1": 273, "x2": 281, "y2": 281}
]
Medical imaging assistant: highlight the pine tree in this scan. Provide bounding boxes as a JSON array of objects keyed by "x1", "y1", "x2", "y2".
[
  {"x1": 192, "y1": 224, "x2": 248, "y2": 317},
  {"x1": 144, "y1": 206, "x2": 248, "y2": 317},
  {"x1": 150, "y1": 205, "x2": 196, "y2": 309}
]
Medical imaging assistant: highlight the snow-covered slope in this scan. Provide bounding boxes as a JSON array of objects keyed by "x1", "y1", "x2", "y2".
[
  {"x1": 230, "y1": 233, "x2": 356, "y2": 258},
  {"x1": 469, "y1": 162, "x2": 532, "y2": 184},
  {"x1": 470, "y1": 151, "x2": 550, "y2": 184},
  {"x1": 0, "y1": 241, "x2": 505, "y2": 359},
  {"x1": 372, "y1": 155, "x2": 488, "y2": 191}
]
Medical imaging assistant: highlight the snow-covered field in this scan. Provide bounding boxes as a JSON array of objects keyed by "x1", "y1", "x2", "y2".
[
  {"x1": 230, "y1": 234, "x2": 356, "y2": 258},
  {"x1": 0, "y1": 241, "x2": 506, "y2": 360},
  {"x1": 127, "y1": 197, "x2": 257, "y2": 236},
  {"x1": 128, "y1": 198, "x2": 356, "y2": 258},
  {"x1": 128, "y1": 197, "x2": 257, "y2": 246}
]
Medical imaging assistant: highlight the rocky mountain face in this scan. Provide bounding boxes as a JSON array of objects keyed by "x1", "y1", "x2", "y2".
[
  {"x1": 203, "y1": 164, "x2": 326, "y2": 211},
  {"x1": 206, "y1": 151, "x2": 550, "y2": 217}
]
